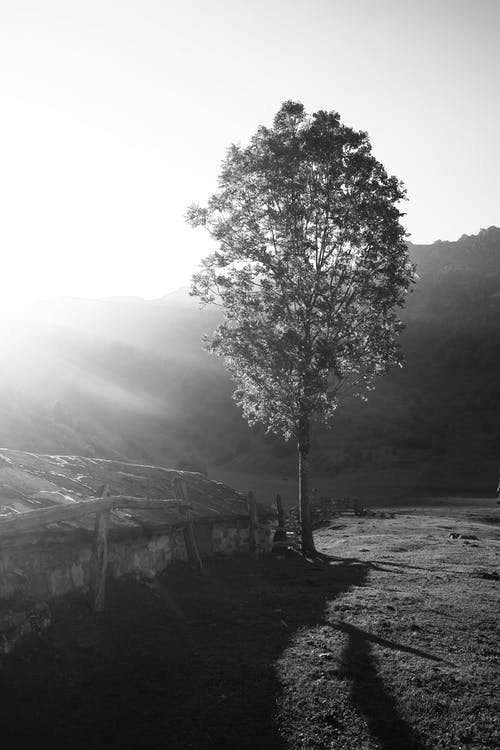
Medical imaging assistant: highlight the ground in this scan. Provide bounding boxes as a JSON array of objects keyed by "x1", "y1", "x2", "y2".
[{"x1": 0, "y1": 503, "x2": 499, "y2": 750}]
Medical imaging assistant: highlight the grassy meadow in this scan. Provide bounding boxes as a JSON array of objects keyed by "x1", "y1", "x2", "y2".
[{"x1": 1, "y1": 501, "x2": 498, "y2": 749}]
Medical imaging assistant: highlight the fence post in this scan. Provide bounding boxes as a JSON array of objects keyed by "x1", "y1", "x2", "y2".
[
  {"x1": 90, "y1": 484, "x2": 111, "y2": 612},
  {"x1": 272, "y1": 493, "x2": 288, "y2": 548},
  {"x1": 247, "y1": 491, "x2": 260, "y2": 560},
  {"x1": 173, "y1": 476, "x2": 202, "y2": 572},
  {"x1": 276, "y1": 493, "x2": 285, "y2": 529}
]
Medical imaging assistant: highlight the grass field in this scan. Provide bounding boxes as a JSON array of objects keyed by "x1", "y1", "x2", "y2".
[{"x1": 1, "y1": 503, "x2": 499, "y2": 749}]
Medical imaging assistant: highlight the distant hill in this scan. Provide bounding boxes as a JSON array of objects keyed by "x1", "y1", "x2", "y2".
[{"x1": 1, "y1": 227, "x2": 499, "y2": 496}]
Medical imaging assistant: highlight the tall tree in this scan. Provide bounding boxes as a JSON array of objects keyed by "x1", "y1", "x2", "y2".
[{"x1": 187, "y1": 101, "x2": 414, "y2": 554}]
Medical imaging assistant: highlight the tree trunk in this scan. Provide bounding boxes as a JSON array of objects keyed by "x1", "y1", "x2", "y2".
[{"x1": 297, "y1": 415, "x2": 316, "y2": 555}]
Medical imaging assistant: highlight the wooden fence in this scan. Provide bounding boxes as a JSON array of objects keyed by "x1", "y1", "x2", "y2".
[
  {"x1": 0, "y1": 479, "x2": 272, "y2": 612},
  {"x1": 0, "y1": 479, "x2": 203, "y2": 612},
  {"x1": 328, "y1": 497, "x2": 364, "y2": 515}
]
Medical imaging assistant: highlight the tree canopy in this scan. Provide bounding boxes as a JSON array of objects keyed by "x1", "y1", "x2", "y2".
[{"x1": 187, "y1": 101, "x2": 414, "y2": 552}]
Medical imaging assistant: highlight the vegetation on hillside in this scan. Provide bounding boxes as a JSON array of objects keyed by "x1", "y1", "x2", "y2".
[{"x1": 0, "y1": 227, "x2": 499, "y2": 494}]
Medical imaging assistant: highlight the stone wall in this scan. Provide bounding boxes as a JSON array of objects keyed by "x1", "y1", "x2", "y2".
[
  {"x1": 0, "y1": 519, "x2": 274, "y2": 602},
  {"x1": 1, "y1": 602, "x2": 51, "y2": 660},
  {"x1": 212, "y1": 518, "x2": 273, "y2": 555}
]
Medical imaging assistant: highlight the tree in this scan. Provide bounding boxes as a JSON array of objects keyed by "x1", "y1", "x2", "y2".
[{"x1": 187, "y1": 101, "x2": 415, "y2": 555}]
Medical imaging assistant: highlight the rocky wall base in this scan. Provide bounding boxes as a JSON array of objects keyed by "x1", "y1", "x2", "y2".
[
  {"x1": 0, "y1": 520, "x2": 274, "y2": 603},
  {"x1": 0, "y1": 601, "x2": 51, "y2": 661}
]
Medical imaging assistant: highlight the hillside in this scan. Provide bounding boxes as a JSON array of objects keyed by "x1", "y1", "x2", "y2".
[{"x1": 1, "y1": 227, "x2": 499, "y2": 497}]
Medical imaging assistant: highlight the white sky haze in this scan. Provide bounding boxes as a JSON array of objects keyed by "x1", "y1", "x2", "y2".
[{"x1": 0, "y1": 0, "x2": 498, "y2": 306}]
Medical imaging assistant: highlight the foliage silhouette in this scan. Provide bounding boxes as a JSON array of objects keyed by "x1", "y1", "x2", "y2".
[{"x1": 188, "y1": 101, "x2": 414, "y2": 552}]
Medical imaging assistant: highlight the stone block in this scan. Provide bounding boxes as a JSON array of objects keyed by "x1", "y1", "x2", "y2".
[
  {"x1": 70, "y1": 563, "x2": 85, "y2": 589},
  {"x1": 49, "y1": 568, "x2": 70, "y2": 597},
  {"x1": 78, "y1": 546, "x2": 92, "y2": 563},
  {"x1": 30, "y1": 571, "x2": 50, "y2": 599}
]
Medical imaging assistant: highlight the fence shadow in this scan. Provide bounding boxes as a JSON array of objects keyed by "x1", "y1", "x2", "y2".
[{"x1": 0, "y1": 555, "x2": 365, "y2": 749}]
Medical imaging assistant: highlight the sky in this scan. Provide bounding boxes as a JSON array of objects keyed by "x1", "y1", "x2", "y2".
[{"x1": 0, "y1": 0, "x2": 498, "y2": 306}]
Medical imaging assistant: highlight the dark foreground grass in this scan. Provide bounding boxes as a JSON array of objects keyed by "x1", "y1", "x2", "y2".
[{"x1": 0, "y1": 508, "x2": 499, "y2": 749}]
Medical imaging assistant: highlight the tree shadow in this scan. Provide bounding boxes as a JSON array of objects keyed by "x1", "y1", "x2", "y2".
[
  {"x1": 315, "y1": 550, "x2": 430, "y2": 573},
  {"x1": 366, "y1": 559, "x2": 431, "y2": 572},
  {"x1": 332, "y1": 621, "x2": 430, "y2": 750},
  {"x1": 333, "y1": 623, "x2": 454, "y2": 665}
]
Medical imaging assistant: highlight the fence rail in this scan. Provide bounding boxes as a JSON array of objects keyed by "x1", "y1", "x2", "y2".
[
  {"x1": 0, "y1": 495, "x2": 185, "y2": 537},
  {"x1": 0, "y1": 479, "x2": 271, "y2": 612},
  {"x1": 328, "y1": 497, "x2": 364, "y2": 515},
  {"x1": 0, "y1": 481, "x2": 202, "y2": 612}
]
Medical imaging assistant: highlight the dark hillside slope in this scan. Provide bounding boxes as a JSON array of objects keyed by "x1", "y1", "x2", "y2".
[
  {"x1": 319, "y1": 227, "x2": 500, "y2": 492},
  {"x1": 1, "y1": 227, "x2": 499, "y2": 494},
  {"x1": 399, "y1": 227, "x2": 500, "y2": 489}
]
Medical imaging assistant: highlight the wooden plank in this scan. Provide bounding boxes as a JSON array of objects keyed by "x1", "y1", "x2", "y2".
[
  {"x1": 90, "y1": 485, "x2": 111, "y2": 612},
  {"x1": 110, "y1": 497, "x2": 183, "y2": 511},
  {"x1": 173, "y1": 476, "x2": 202, "y2": 571},
  {"x1": 0, "y1": 496, "x2": 114, "y2": 537},
  {"x1": 183, "y1": 506, "x2": 203, "y2": 572},
  {"x1": 247, "y1": 491, "x2": 260, "y2": 560},
  {"x1": 0, "y1": 496, "x2": 183, "y2": 537}
]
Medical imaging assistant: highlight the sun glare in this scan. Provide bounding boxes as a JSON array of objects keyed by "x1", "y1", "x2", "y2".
[
  {"x1": 0, "y1": 115, "x2": 195, "y2": 308},
  {"x1": 0, "y1": 1, "x2": 498, "y2": 309}
]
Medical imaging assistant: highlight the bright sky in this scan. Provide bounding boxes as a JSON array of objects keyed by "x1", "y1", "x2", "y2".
[{"x1": 0, "y1": 0, "x2": 498, "y2": 306}]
